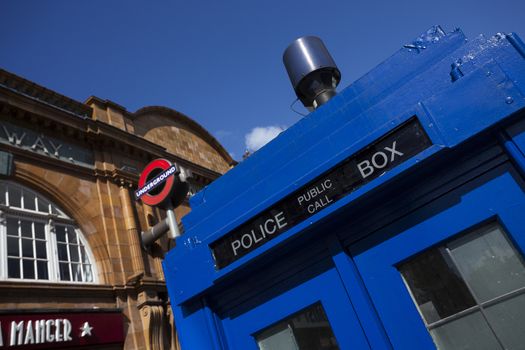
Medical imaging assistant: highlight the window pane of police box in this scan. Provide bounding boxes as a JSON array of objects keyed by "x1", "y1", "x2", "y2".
[
  {"x1": 258, "y1": 325, "x2": 298, "y2": 350},
  {"x1": 398, "y1": 246, "x2": 476, "y2": 324},
  {"x1": 255, "y1": 303, "x2": 339, "y2": 350},
  {"x1": 485, "y1": 293, "x2": 525, "y2": 350},
  {"x1": 448, "y1": 223, "x2": 525, "y2": 302},
  {"x1": 399, "y1": 221, "x2": 525, "y2": 349},
  {"x1": 430, "y1": 311, "x2": 502, "y2": 350}
]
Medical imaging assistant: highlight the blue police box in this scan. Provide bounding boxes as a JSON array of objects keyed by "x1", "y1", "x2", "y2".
[{"x1": 163, "y1": 26, "x2": 525, "y2": 349}]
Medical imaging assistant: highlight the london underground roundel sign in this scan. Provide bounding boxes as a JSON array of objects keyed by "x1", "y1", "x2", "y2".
[{"x1": 135, "y1": 159, "x2": 178, "y2": 206}]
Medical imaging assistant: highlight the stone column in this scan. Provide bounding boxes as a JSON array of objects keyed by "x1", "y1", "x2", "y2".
[{"x1": 119, "y1": 180, "x2": 145, "y2": 275}]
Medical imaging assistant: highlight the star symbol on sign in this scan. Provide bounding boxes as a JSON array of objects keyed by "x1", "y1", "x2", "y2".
[{"x1": 80, "y1": 322, "x2": 93, "y2": 337}]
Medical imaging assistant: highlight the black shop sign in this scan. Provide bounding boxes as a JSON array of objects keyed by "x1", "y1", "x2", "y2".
[{"x1": 210, "y1": 118, "x2": 432, "y2": 269}]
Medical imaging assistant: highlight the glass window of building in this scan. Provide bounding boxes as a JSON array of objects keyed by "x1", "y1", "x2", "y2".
[
  {"x1": 0, "y1": 181, "x2": 96, "y2": 283},
  {"x1": 255, "y1": 303, "x2": 339, "y2": 350},
  {"x1": 399, "y1": 222, "x2": 525, "y2": 350}
]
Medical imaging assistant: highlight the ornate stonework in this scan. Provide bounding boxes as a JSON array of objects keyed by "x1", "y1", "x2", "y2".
[{"x1": 0, "y1": 68, "x2": 233, "y2": 349}]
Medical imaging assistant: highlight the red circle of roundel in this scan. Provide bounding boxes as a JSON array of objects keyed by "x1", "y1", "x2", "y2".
[{"x1": 138, "y1": 159, "x2": 175, "y2": 206}]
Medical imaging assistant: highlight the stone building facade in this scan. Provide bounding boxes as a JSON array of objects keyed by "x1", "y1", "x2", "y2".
[{"x1": 0, "y1": 68, "x2": 234, "y2": 349}]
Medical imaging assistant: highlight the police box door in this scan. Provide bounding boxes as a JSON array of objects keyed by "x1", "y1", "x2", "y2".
[
  {"x1": 350, "y1": 165, "x2": 525, "y2": 349},
  {"x1": 218, "y1": 263, "x2": 371, "y2": 350}
]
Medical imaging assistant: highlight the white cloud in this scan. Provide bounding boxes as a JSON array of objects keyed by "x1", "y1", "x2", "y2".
[{"x1": 245, "y1": 126, "x2": 285, "y2": 152}]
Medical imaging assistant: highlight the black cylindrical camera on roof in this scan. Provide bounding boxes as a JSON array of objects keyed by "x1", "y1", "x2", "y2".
[{"x1": 283, "y1": 36, "x2": 341, "y2": 110}]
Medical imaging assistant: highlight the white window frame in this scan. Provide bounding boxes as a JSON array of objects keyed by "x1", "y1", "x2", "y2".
[{"x1": 0, "y1": 181, "x2": 98, "y2": 284}]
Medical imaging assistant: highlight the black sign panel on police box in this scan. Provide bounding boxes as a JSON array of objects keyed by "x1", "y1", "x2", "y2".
[{"x1": 210, "y1": 118, "x2": 432, "y2": 269}]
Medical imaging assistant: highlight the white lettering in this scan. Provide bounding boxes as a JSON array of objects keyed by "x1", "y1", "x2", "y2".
[
  {"x1": 2, "y1": 126, "x2": 26, "y2": 146},
  {"x1": 384, "y1": 141, "x2": 404, "y2": 160},
  {"x1": 231, "y1": 240, "x2": 241, "y2": 256},
  {"x1": 10, "y1": 321, "x2": 24, "y2": 346},
  {"x1": 35, "y1": 320, "x2": 45, "y2": 344},
  {"x1": 55, "y1": 319, "x2": 62, "y2": 342},
  {"x1": 252, "y1": 227, "x2": 264, "y2": 243},
  {"x1": 63, "y1": 319, "x2": 72, "y2": 341},
  {"x1": 275, "y1": 211, "x2": 287, "y2": 230},
  {"x1": 230, "y1": 211, "x2": 288, "y2": 255},
  {"x1": 4, "y1": 318, "x2": 73, "y2": 346},
  {"x1": 47, "y1": 139, "x2": 63, "y2": 157},
  {"x1": 297, "y1": 179, "x2": 333, "y2": 206},
  {"x1": 357, "y1": 141, "x2": 405, "y2": 179},
  {"x1": 241, "y1": 234, "x2": 253, "y2": 249},
  {"x1": 307, "y1": 204, "x2": 315, "y2": 213},
  {"x1": 371, "y1": 151, "x2": 388, "y2": 168},
  {"x1": 24, "y1": 320, "x2": 35, "y2": 345},
  {"x1": 45, "y1": 320, "x2": 54, "y2": 342},
  {"x1": 31, "y1": 136, "x2": 50, "y2": 154},
  {"x1": 0, "y1": 123, "x2": 94, "y2": 166},
  {"x1": 264, "y1": 218, "x2": 277, "y2": 234},
  {"x1": 136, "y1": 166, "x2": 177, "y2": 199},
  {"x1": 306, "y1": 195, "x2": 334, "y2": 215},
  {"x1": 357, "y1": 160, "x2": 374, "y2": 178}
]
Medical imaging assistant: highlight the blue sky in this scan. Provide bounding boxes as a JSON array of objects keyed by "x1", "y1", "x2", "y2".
[{"x1": 2, "y1": 0, "x2": 524, "y2": 160}]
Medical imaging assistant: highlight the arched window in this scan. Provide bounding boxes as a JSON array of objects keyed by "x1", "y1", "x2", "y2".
[{"x1": 0, "y1": 181, "x2": 97, "y2": 283}]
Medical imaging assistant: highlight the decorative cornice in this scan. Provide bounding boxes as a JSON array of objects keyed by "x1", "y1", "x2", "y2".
[
  {"x1": 0, "y1": 68, "x2": 229, "y2": 182},
  {"x1": 0, "y1": 69, "x2": 92, "y2": 119},
  {"x1": 1, "y1": 102, "x2": 222, "y2": 181}
]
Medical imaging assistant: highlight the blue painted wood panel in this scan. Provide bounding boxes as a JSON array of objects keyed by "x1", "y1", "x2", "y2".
[
  {"x1": 351, "y1": 165, "x2": 525, "y2": 349},
  {"x1": 220, "y1": 267, "x2": 371, "y2": 350},
  {"x1": 163, "y1": 26, "x2": 525, "y2": 350}
]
